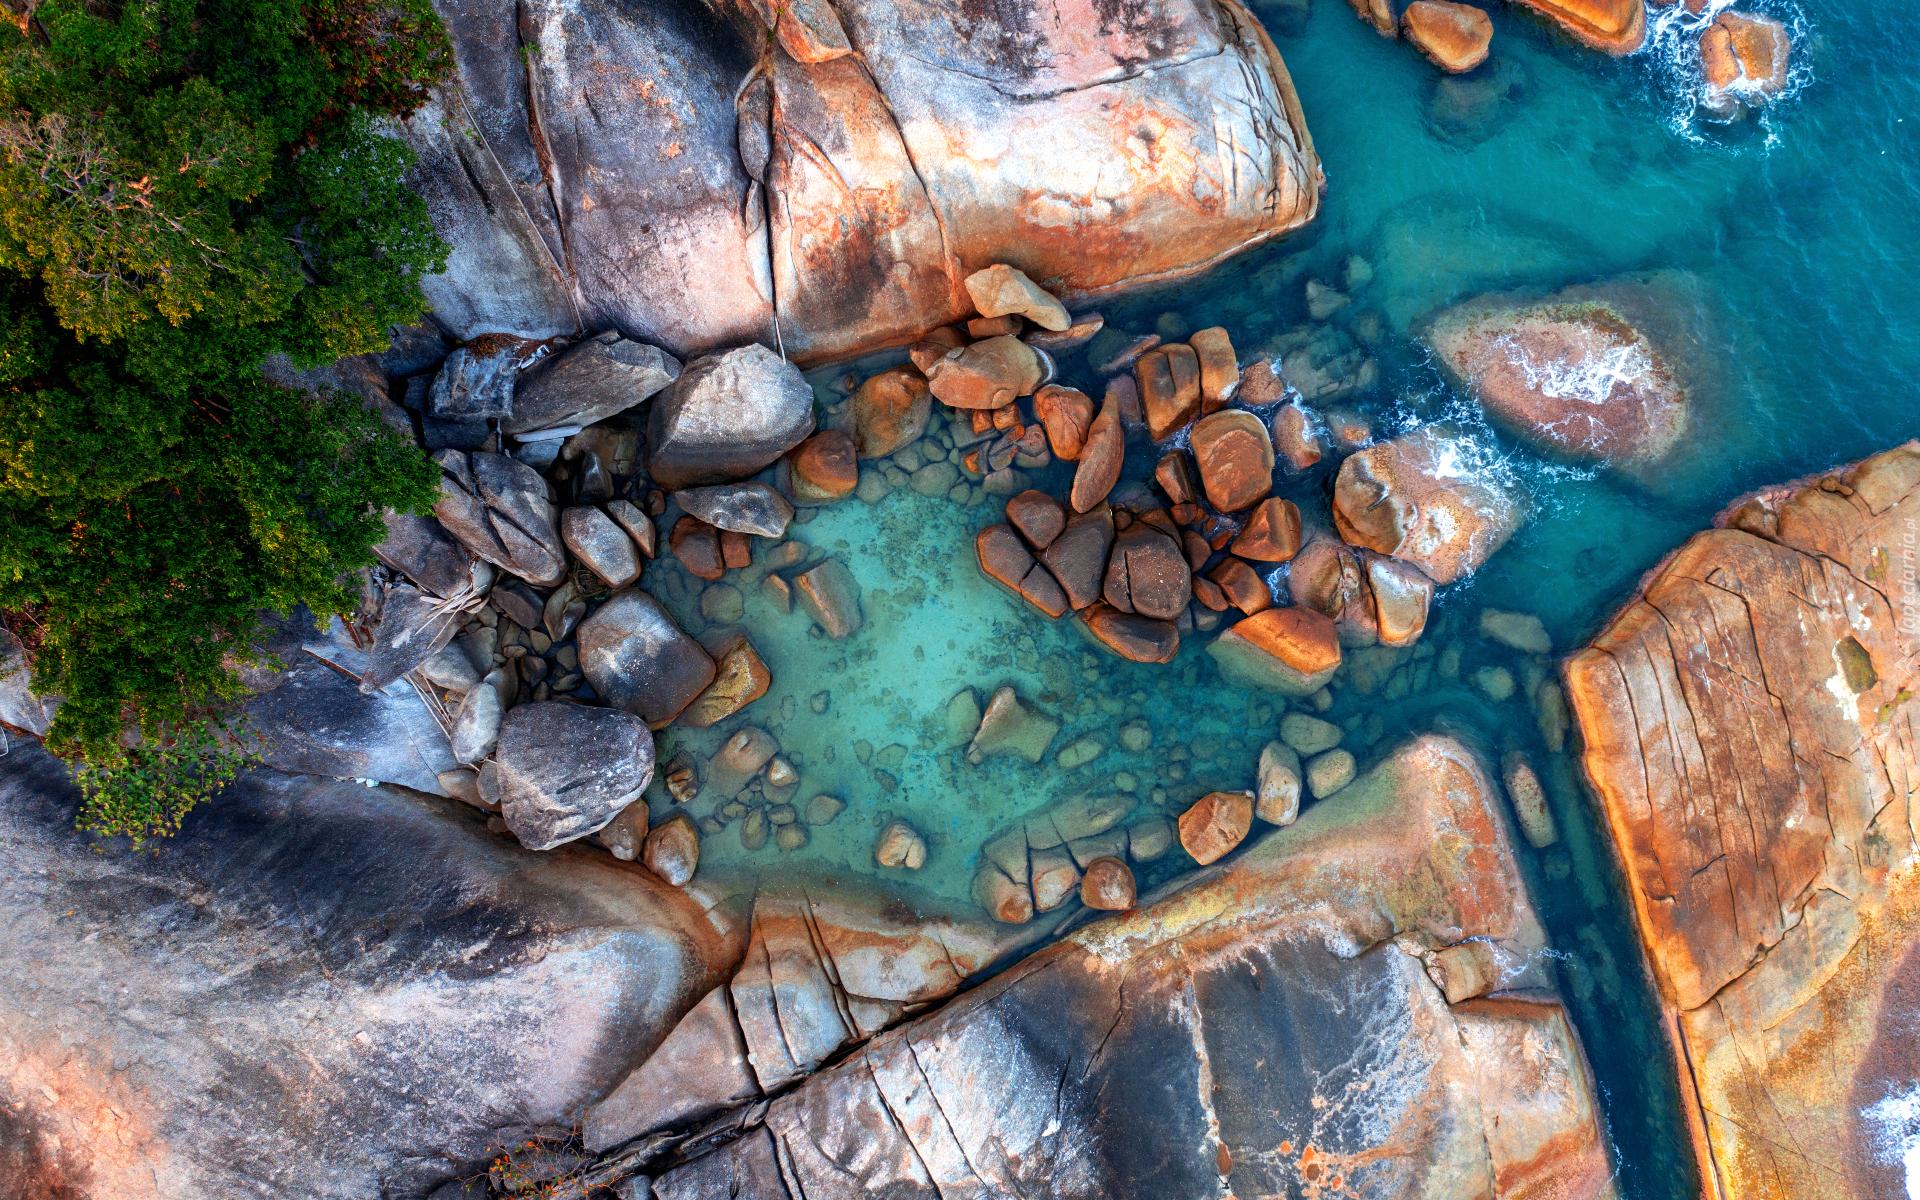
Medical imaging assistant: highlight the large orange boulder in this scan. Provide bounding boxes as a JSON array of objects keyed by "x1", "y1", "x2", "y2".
[
  {"x1": 1206, "y1": 606, "x2": 1342, "y2": 694},
  {"x1": 1402, "y1": 1, "x2": 1493, "y2": 72},
  {"x1": 1510, "y1": 0, "x2": 1644, "y2": 54},
  {"x1": 1567, "y1": 442, "x2": 1920, "y2": 1199},
  {"x1": 1332, "y1": 426, "x2": 1522, "y2": 585},
  {"x1": 1188, "y1": 410, "x2": 1275, "y2": 512},
  {"x1": 1700, "y1": 11, "x2": 1790, "y2": 117}
]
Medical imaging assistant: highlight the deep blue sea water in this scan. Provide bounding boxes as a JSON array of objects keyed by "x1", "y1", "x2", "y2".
[{"x1": 640, "y1": 4, "x2": 1920, "y2": 1193}]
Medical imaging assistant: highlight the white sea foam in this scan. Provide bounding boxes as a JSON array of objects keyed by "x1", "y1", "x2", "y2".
[
  {"x1": 1639, "y1": 0, "x2": 1815, "y2": 146},
  {"x1": 1493, "y1": 333, "x2": 1653, "y2": 406},
  {"x1": 1864, "y1": 1083, "x2": 1920, "y2": 1200}
]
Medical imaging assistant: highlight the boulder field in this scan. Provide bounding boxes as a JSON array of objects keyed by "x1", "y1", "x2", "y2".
[
  {"x1": 401, "y1": 0, "x2": 1323, "y2": 368},
  {"x1": 1567, "y1": 441, "x2": 1920, "y2": 1198}
]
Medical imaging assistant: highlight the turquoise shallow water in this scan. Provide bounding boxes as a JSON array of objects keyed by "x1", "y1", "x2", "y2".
[{"x1": 632, "y1": 3, "x2": 1920, "y2": 1194}]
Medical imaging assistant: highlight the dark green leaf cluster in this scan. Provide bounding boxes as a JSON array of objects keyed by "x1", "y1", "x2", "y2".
[{"x1": 0, "y1": 0, "x2": 452, "y2": 837}]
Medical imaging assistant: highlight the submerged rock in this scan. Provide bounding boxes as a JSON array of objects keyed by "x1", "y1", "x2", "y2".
[
  {"x1": 496, "y1": 701, "x2": 656, "y2": 850},
  {"x1": 677, "y1": 631, "x2": 771, "y2": 728},
  {"x1": 849, "y1": 367, "x2": 932, "y2": 459},
  {"x1": 793, "y1": 559, "x2": 863, "y2": 639},
  {"x1": 874, "y1": 819, "x2": 928, "y2": 870},
  {"x1": 967, "y1": 686, "x2": 1060, "y2": 764},
  {"x1": 1080, "y1": 603, "x2": 1181, "y2": 664},
  {"x1": 1566, "y1": 442, "x2": 1920, "y2": 1197},
  {"x1": 786, "y1": 429, "x2": 860, "y2": 505},
  {"x1": 1332, "y1": 426, "x2": 1522, "y2": 585},
  {"x1": 648, "y1": 345, "x2": 815, "y2": 488}
]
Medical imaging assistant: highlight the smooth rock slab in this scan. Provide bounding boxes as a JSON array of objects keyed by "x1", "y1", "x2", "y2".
[
  {"x1": 1207, "y1": 607, "x2": 1342, "y2": 694},
  {"x1": 794, "y1": 559, "x2": 863, "y2": 639},
  {"x1": 648, "y1": 345, "x2": 815, "y2": 489},
  {"x1": 671, "y1": 482, "x2": 794, "y2": 538},
  {"x1": 506, "y1": 331, "x2": 680, "y2": 433},
  {"x1": 577, "y1": 590, "x2": 717, "y2": 729},
  {"x1": 496, "y1": 701, "x2": 655, "y2": 851},
  {"x1": 1188, "y1": 409, "x2": 1275, "y2": 512},
  {"x1": 432, "y1": 451, "x2": 568, "y2": 587},
  {"x1": 561, "y1": 507, "x2": 642, "y2": 588},
  {"x1": 967, "y1": 686, "x2": 1059, "y2": 764}
]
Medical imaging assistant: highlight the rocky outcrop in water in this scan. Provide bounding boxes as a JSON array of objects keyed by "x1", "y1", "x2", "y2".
[
  {"x1": 398, "y1": 0, "x2": 1322, "y2": 368},
  {"x1": 1567, "y1": 442, "x2": 1920, "y2": 1199},
  {"x1": 1513, "y1": 0, "x2": 1645, "y2": 54},
  {"x1": 650, "y1": 736, "x2": 1616, "y2": 1199}
]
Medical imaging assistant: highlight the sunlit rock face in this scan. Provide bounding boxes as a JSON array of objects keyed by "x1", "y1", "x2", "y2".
[
  {"x1": 652, "y1": 736, "x2": 1617, "y2": 1200},
  {"x1": 0, "y1": 746, "x2": 742, "y2": 1200},
  {"x1": 396, "y1": 0, "x2": 1322, "y2": 367},
  {"x1": 1567, "y1": 441, "x2": 1920, "y2": 1200}
]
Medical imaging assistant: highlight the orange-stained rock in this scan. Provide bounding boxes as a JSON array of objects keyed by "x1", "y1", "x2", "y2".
[
  {"x1": 1231, "y1": 497, "x2": 1302, "y2": 562},
  {"x1": 1070, "y1": 394, "x2": 1124, "y2": 513},
  {"x1": 1178, "y1": 790, "x2": 1253, "y2": 865},
  {"x1": 1566, "y1": 443, "x2": 1920, "y2": 1199},
  {"x1": 1238, "y1": 356, "x2": 1287, "y2": 407},
  {"x1": 1029, "y1": 846, "x2": 1081, "y2": 912},
  {"x1": 1206, "y1": 606, "x2": 1342, "y2": 694},
  {"x1": 908, "y1": 327, "x2": 967, "y2": 374},
  {"x1": 1700, "y1": 10, "x2": 1789, "y2": 116},
  {"x1": 1181, "y1": 528, "x2": 1212, "y2": 571},
  {"x1": 1080, "y1": 856, "x2": 1137, "y2": 910},
  {"x1": 786, "y1": 429, "x2": 859, "y2": 504},
  {"x1": 1102, "y1": 524, "x2": 1191, "y2": 620},
  {"x1": 1288, "y1": 536, "x2": 1380, "y2": 646},
  {"x1": 1402, "y1": 1, "x2": 1493, "y2": 72},
  {"x1": 966, "y1": 314, "x2": 1021, "y2": 339},
  {"x1": 1155, "y1": 450, "x2": 1197, "y2": 506},
  {"x1": 1033, "y1": 384, "x2": 1094, "y2": 461},
  {"x1": 1189, "y1": 327, "x2": 1238, "y2": 411},
  {"x1": 719, "y1": 528, "x2": 752, "y2": 569},
  {"x1": 643, "y1": 812, "x2": 701, "y2": 887},
  {"x1": 925, "y1": 336, "x2": 1042, "y2": 409},
  {"x1": 1044, "y1": 503, "x2": 1115, "y2": 610},
  {"x1": 1005, "y1": 489, "x2": 1066, "y2": 549},
  {"x1": 1332, "y1": 426, "x2": 1521, "y2": 585},
  {"x1": 976, "y1": 524, "x2": 1071, "y2": 619},
  {"x1": 1026, "y1": 311, "x2": 1105, "y2": 355},
  {"x1": 972, "y1": 864, "x2": 1034, "y2": 925},
  {"x1": 1510, "y1": 0, "x2": 1644, "y2": 54},
  {"x1": 1192, "y1": 574, "x2": 1228, "y2": 611},
  {"x1": 1363, "y1": 550, "x2": 1434, "y2": 648},
  {"x1": 964, "y1": 264, "x2": 1071, "y2": 331},
  {"x1": 1080, "y1": 602, "x2": 1180, "y2": 663},
  {"x1": 1271, "y1": 401, "x2": 1326, "y2": 473},
  {"x1": 677, "y1": 631, "x2": 772, "y2": 727},
  {"x1": 1188, "y1": 410, "x2": 1275, "y2": 512},
  {"x1": 849, "y1": 367, "x2": 931, "y2": 459},
  {"x1": 670, "y1": 516, "x2": 725, "y2": 580},
  {"x1": 1346, "y1": 0, "x2": 1398, "y2": 35},
  {"x1": 1208, "y1": 558, "x2": 1272, "y2": 614},
  {"x1": 1453, "y1": 996, "x2": 1616, "y2": 1199},
  {"x1": 1137, "y1": 347, "x2": 1203, "y2": 441}
]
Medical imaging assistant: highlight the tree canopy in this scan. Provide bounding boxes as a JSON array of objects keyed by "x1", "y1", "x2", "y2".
[{"x1": 0, "y1": 0, "x2": 452, "y2": 842}]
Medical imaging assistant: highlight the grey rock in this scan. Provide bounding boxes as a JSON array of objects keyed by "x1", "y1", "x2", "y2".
[
  {"x1": 577, "y1": 591, "x2": 716, "y2": 728},
  {"x1": 648, "y1": 345, "x2": 815, "y2": 489},
  {"x1": 561, "y1": 507, "x2": 642, "y2": 588},
  {"x1": 0, "y1": 743, "x2": 734, "y2": 1199},
  {"x1": 428, "y1": 343, "x2": 522, "y2": 419},
  {"x1": 793, "y1": 559, "x2": 863, "y2": 639},
  {"x1": 0, "y1": 627, "x2": 55, "y2": 737},
  {"x1": 507, "y1": 331, "x2": 681, "y2": 433},
  {"x1": 431, "y1": 450, "x2": 568, "y2": 587},
  {"x1": 420, "y1": 644, "x2": 482, "y2": 694},
  {"x1": 359, "y1": 581, "x2": 474, "y2": 694},
  {"x1": 373, "y1": 510, "x2": 478, "y2": 598},
  {"x1": 1280, "y1": 712, "x2": 1342, "y2": 757},
  {"x1": 490, "y1": 578, "x2": 545, "y2": 632},
  {"x1": 495, "y1": 701, "x2": 656, "y2": 850},
  {"x1": 586, "y1": 985, "x2": 760, "y2": 1150},
  {"x1": 377, "y1": 321, "x2": 453, "y2": 378},
  {"x1": 605, "y1": 498, "x2": 658, "y2": 559},
  {"x1": 450, "y1": 668, "x2": 508, "y2": 765},
  {"x1": 671, "y1": 482, "x2": 794, "y2": 538}
]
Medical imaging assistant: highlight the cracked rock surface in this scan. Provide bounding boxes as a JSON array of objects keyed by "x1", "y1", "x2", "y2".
[{"x1": 1567, "y1": 440, "x2": 1920, "y2": 1199}]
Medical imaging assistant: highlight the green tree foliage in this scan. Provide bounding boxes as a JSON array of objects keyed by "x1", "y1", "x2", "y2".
[{"x1": 0, "y1": 0, "x2": 452, "y2": 840}]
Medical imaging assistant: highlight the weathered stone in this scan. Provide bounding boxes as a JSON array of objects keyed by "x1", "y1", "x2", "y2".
[
  {"x1": 967, "y1": 314, "x2": 1021, "y2": 338},
  {"x1": 374, "y1": 509, "x2": 479, "y2": 598},
  {"x1": 1480, "y1": 608, "x2": 1551, "y2": 654},
  {"x1": 1366, "y1": 551, "x2": 1435, "y2": 648},
  {"x1": 1345, "y1": 0, "x2": 1397, "y2": 35},
  {"x1": 1535, "y1": 680, "x2": 1570, "y2": 753},
  {"x1": 720, "y1": 529, "x2": 753, "y2": 570},
  {"x1": 669, "y1": 517, "x2": 725, "y2": 581},
  {"x1": 794, "y1": 559, "x2": 863, "y2": 638},
  {"x1": 507, "y1": 331, "x2": 680, "y2": 432},
  {"x1": 1271, "y1": 401, "x2": 1327, "y2": 473},
  {"x1": 1207, "y1": 557, "x2": 1271, "y2": 615},
  {"x1": 1229, "y1": 498, "x2": 1303, "y2": 564},
  {"x1": 849, "y1": 367, "x2": 932, "y2": 459},
  {"x1": 678, "y1": 632, "x2": 772, "y2": 728},
  {"x1": 643, "y1": 812, "x2": 701, "y2": 886},
  {"x1": 595, "y1": 799, "x2": 648, "y2": 861},
  {"x1": 1475, "y1": 665, "x2": 1516, "y2": 702},
  {"x1": 358, "y1": 581, "x2": 476, "y2": 694},
  {"x1": 577, "y1": 590, "x2": 717, "y2": 729},
  {"x1": 1032, "y1": 384, "x2": 1094, "y2": 461},
  {"x1": 648, "y1": 345, "x2": 815, "y2": 489},
  {"x1": 973, "y1": 864, "x2": 1034, "y2": 925},
  {"x1": 803, "y1": 795, "x2": 844, "y2": 826},
  {"x1": 1080, "y1": 604, "x2": 1181, "y2": 664},
  {"x1": 1288, "y1": 535, "x2": 1379, "y2": 646},
  {"x1": 496, "y1": 701, "x2": 656, "y2": 851},
  {"x1": 1511, "y1": 0, "x2": 1644, "y2": 54},
  {"x1": 1255, "y1": 741, "x2": 1302, "y2": 826},
  {"x1": 1189, "y1": 326, "x2": 1238, "y2": 411},
  {"x1": 1700, "y1": 11, "x2": 1790, "y2": 116},
  {"x1": 1332, "y1": 426, "x2": 1522, "y2": 585},
  {"x1": 1278, "y1": 324, "x2": 1377, "y2": 403},
  {"x1": 964, "y1": 264, "x2": 1070, "y2": 331},
  {"x1": 874, "y1": 819, "x2": 928, "y2": 870},
  {"x1": 584, "y1": 986, "x2": 760, "y2": 1151},
  {"x1": 1029, "y1": 845, "x2": 1081, "y2": 912},
  {"x1": 1402, "y1": 0, "x2": 1492, "y2": 72},
  {"x1": 432, "y1": 451, "x2": 568, "y2": 587},
  {"x1": 976, "y1": 525, "x2": 1070, "y2": 619},
  {"x1": 910, "y1": 460, "x2": 960, "y2": 496},
  {"x1": 908, "y1": 328, "x2": 968, "y2": 373},
  {"x1": 1207, "y1": 606, "x2": 1342, "y2": 694},
  {"x1": 1178, "y1": 790, "x2": 1253, "y2": 865},
  {"x1": 1154, "y1": 451, "x2": 1197, "y2": 508},
  {"x1": 449, "y1": 667, "x2": 507, "y2": 764},
  {"x1": 1281, "y1": 712, "x2": 1342, "y2": 756},
  {"x1": 562, "y1": 507, "x2": 642, "y2": 588},
  {"x1": 428, "y1": 341, "x2": 521, "y2": 419},
  {"x1": 1137, "y1": 347, "x2": 1202, "y2": 441},
  {"x1": 1501, "y1": 751, "x2": 1557, "y2": 848},
  {"x1": 1102, "y1": 524, "x2": 1191, "y2": 620},
  {"x1": 1188, "y1": 410, "x2": 1275, "y2": 512},
  {"x1": 786, "y1": 429, "x2": 860, "y2": 505},
  {"x1": 1054, "y1": 736, "x2": 1104, "y2": 771},
  {"x1": 967, "y1": 686, "x2": 1059, "y2": 764},
  {"x1": 1005, "y1": 490, "x2": 1066, "y2": 550},
  {"x1": 1126, "y1": 815, "x2": 1176, "y2": 860},
  {"x1": 1080, "y1": 857, "x2": 1136, "y2": 910},
  {"x1": 421, "y1": 644, "x2": 480, "y2": 694},
  {"x1": 1306, "y1": 748, "x2": 1356, "y2": 798},
  {"x1": 1044, "y1": 504, "x2": 1116, "y2": 610},
  {"x1": 604, "y1": 499, "x2": 658, "y2": 560},
  {"x1": 672, "y1": 482, "x2": 794, "y2": 538},
  {"x1": 926, "y1": 336, "x2": 1042, "y2": 409},
  {"x1": 1025, "y1": 311, "x2": 1104, "y2": 355},
  {"x1": 1069, "y1": 393, "x2": 1124, "y2": 514},
  {"x1": 1566, "y1": 444, "x2": 1920, "y2": 1198},
  {"x1": 708, "y1": 727, "x2": 780, "y2": 799},
  {"x1": 944, "y1": 688, "x2": 983, "y2": 748}
]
